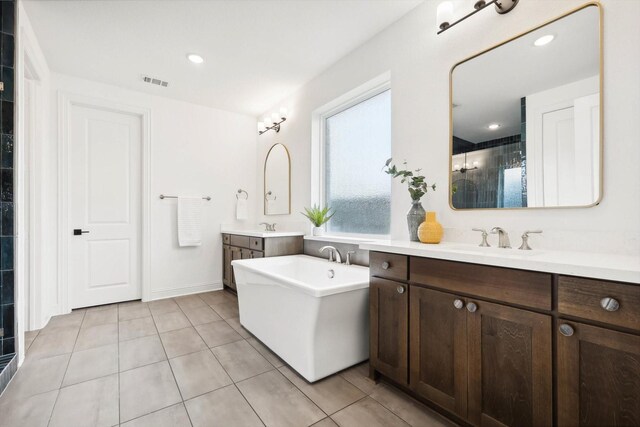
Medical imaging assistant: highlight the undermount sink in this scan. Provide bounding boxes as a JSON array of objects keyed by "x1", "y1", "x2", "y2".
[{"x1": 445, "y1": 244, "x2": 544, "y2": 256}]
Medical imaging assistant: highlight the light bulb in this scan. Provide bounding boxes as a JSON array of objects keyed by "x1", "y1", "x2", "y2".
[
  {"x1": 257, "y1": 122, "x2": 266, "y2": 132},
  {"x1": 437, "y1": 2, "x2": 454, "y2": 30},
  {"x1": 488, "y1": 123, "x2": 500, "y2": 130},
  {"x1": 187, "y1": 53, "x2": 204, "y2": 64},
  {"x1": 534, "y1": 34, "x2": 555, "y2": 47},
  {"x1": 271, "y1": 113, "x2": 280, "y2": 124},
  {"x1": 279, "y1": 107, "x2": 288, "y2": 119},
  {"x1": 454, "y1": 164, "x2": 460, "y2": 171}
]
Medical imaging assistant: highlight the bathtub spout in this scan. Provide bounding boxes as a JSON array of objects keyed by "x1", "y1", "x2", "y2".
[{"x1": 319, "y1": 246, "x2": 342, "y2": 263}]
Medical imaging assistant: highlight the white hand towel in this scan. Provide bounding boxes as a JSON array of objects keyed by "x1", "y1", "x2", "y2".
[
  {"x1": 236, "y1": 198, "x2": 248, "y2": 220},
  {"x1": 178, "y1": 197, "x2": 203, "y2": 247}
]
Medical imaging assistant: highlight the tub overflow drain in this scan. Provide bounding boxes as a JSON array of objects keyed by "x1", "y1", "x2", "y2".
[{"x1": 327, "y1": 269, "x2": 335, "y2": 279}]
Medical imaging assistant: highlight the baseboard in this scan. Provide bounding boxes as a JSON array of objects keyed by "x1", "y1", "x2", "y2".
[{"x1": 148, "y1": 282, "x2": 223, "y2": 301}]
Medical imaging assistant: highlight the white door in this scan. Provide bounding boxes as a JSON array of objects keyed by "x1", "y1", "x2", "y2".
[{"x1": 68, "y1": 104, "x2": 142, "y2": 308}]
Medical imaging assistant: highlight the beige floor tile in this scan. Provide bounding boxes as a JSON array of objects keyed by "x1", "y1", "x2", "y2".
[
  {"x1": 25, "y1": 327, "x2": 78, "y2": 360},
  {"x1": 199, "y1": 290, "x2": 235, "y2": 306},
  {"x1": 340, "y1": 362, "x2": 376, "y2": 394},
  {"x1": 182, "y1": 305, "x2": 222, "y2": 325},
  {"x1": 279, "y1": 365, "x2": 365, "y2": 414},
  {"x1": 39, "y1": 312, "x2": 85, "y2": 335},
  {"x1": 120, "y1": 335, "x2": 167, "y2": 371},
  {"x1": 331, "y1": 397, "x2": 409, "y2": 427},
  {"x1": 49, "y1": 374, "x2": 119, "y2": 427},
  {"x1": 119, "y1": 316, "x2": 157, "y2": 341},
  {"x1": 86, "y1": 303, "x2": 118, "y2": 312},
  {"x1": 369, "y1": 383, "x2": 456, "y2": 427},
  {"x1": 174, "y1": 294, "x2": 206, "y2": 309},
  {"x1": 169, "y1": 349, "x2": 233, "y2": 399},
  {"x1": 0, "y1": 389, "x2": 58, "y2": 427},
  {"x1": 148, "y1": 298, "x2": 180, "y2": 315},
  {"x1": 159, "y1": 327, "x2": 207, "y2": 359},
  {"x1": 194, "y1": 320, "x2": 243, "y2": 348},
  {"x1": 210, "y1": 301, "x2": 239, "y2": 319},
  {"x1": 74, "y1": 323, "x2": 119, "y2": 352},
  {"x1": 237, "y1": 370, "x2": 325, "y2": 427},
  {"x1": 153, "y1": 310, "x2": 191, "y2": 333},
  {"x1": 119, "y1": 302, "x2": 151, "y2": 321},
  {"x1": 24, "y1": 330, "x2": 40, "y2": 352},
  {"x1": 185, "y1": 384, "x2": 263, "y2": 427},
  {"x1": 225, "y1": 316, "x2": 251, "y2": 338},
  {"x1": 62, "y1": 343, "x2": 119, "y2": 387},
  {"x1": 82, "y1": 306, "x2": 118, "y2": 328},
  {"x1": 312, "y1": 418, "x2": 339, "y2": 427},
  {"x1": 121, "y1": 403, "x2": 192, "y2": 427},
  {"x1": 246, "y1": 337, "x2": 285, "y2": 368},
  {"x1": 119, "y1": 361, "x2": 182, "y2": 422},
  {"x1": 0, "y1": 354, "x2": 70, "y2": 403},
  {"x1": 211, "y1": 340, "x2": 273, "y2": 382}
]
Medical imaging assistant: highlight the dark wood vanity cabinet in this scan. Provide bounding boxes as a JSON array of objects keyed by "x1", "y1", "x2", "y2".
[
  {"x1": 369, "y1": 251, "x2": 639, "y2": 427},
  {"x1": 222, "y1": 233, "x2": 302, "y2": 291}
]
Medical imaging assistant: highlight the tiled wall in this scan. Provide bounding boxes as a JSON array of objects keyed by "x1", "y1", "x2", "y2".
[{"x1": 0, "y1": 0, "x2": 14, "y2": 358}]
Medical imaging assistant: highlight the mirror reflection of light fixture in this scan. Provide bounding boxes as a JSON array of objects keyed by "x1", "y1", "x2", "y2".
[
  {"x1": 258, "y1": 108, "x2": 288, "y2": 135},
  {"x1": 437, "y1": 0, "x2": 518, "y2": 35},
  {"x1": 453, "y1": 153, "x2": 479, "y2": 174},
  {"x1": 488, "y1": 123, "x2": 501, "y2": 130}
]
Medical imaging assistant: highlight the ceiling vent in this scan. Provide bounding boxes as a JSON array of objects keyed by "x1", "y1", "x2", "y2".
[{"x1": 142, "y1": 75, "x2": 169, "y2": 87}]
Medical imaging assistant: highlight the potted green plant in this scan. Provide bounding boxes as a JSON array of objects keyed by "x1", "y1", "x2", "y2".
[
  {"x1": 301, "y1": 205, "x2": 335, "y2": 236},
  {"x1": 383, "y1": 158, "x2": 436, "y2": 241}
]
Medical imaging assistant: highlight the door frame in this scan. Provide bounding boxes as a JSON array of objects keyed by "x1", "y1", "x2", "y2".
[{"x1": 58, "y1": 92, "x2": 151, "y2": 312}]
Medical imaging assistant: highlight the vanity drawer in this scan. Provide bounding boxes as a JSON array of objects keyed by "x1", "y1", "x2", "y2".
[
  {"x1": 250, "y1": 237, "x2": 264, "y2": 251},
  {"x1": 370, "y1": 252, "x2": 408, "y2": 281},
  {"x1": 410, "y1": 257, "x2": 552, "y2": 310},
  {"x1": 558, "y1": 276, "x2": 640, "y2": 330},
  {"x1": 230, "y1": 235, "x2": 251, "y2": 248},
  {"x1": 222, "y1": 234, "x2": 230, "y2": 244}
]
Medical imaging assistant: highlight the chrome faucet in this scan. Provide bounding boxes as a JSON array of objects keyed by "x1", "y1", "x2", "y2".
[
  {"x1": 491, "y1": 227, "x2": 511, "y2": 248},
  {"x1": 319, "y1": 246, "x2": 342, "y2": 263},
  {"x1": 259, "y1": 222, "x2": 276, "y2": 232},
  {"x1": 518, "y1": 230, "x2": 543, "y2": 250}
]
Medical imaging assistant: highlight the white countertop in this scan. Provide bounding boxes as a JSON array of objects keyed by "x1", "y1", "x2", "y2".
[
  {"x1": 221, "y1": 229, "x2": 305, "y2": 238},
  {"x1": 359, "y1": 240, "x2": 640, "y2": 284}
]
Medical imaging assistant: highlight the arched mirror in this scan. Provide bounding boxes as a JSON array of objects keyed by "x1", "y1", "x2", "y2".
[{"x1": 264, "y1": 143, "x2": 291, "y2": 215}]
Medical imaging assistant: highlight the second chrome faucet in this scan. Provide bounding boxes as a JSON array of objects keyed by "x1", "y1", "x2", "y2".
[{"x1": 473, "y1": 228, "x2": 543, "y2": 250}]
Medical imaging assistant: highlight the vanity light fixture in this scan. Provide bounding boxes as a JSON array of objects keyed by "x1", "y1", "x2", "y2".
[
  {"x1": 437, "y1": 0, "x2": 518, "y2": 35},
  {"x1": 488, "y1": 123, "x2": 501, "y2": 130},
  {"x1": 534, "y1": 34, "x2": 555, "y2": 47},
  {"x1": 187, "y1": 53, "x2": 204, "y2": 64},
  {"x1": 258, "y1": 107, "x2": 288, "y2": 135}
]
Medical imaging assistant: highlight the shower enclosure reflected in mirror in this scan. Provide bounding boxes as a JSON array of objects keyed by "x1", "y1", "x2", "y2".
[
  {"x1": 450, "y1": 3, "x2": 601, "y2": 210},
  {"x1": 264, "y1": 143, "x2": 291, "y2": 215}
]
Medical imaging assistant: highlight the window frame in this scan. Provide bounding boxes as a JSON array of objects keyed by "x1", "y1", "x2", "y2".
[{"x1": 310, "y1": 73, "x2": 391, "y2": 238}]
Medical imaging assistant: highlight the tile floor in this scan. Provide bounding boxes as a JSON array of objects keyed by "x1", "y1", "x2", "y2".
[{"x1": 0, "y1": 290, "x2": 456, "y2": 427}]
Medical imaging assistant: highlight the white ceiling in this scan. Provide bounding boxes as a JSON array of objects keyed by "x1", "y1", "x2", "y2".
[
  {"x1": 23, "y1": 0, "x2": 423, "y2": 116},
  {"x1": 452, "y1": 5, "x2": 599, "y2": 143}
]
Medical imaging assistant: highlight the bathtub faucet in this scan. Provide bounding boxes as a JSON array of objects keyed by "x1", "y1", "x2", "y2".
[{"x1": 319, "y1": 246, "x2": 342, "y2": 263}]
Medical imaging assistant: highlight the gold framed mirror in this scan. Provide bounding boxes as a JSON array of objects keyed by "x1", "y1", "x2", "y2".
[
  {"x1": 264, "y1": 143, "x2": 292, "y2": 215},
  {"x1": 449, "y1": 3, "x2": 602, "y2": 210}
]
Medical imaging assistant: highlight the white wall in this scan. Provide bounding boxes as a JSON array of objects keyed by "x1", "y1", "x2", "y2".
[
  {"x1": 50, "y1": 74, "x2": 258, "y2": 306},
  {"x1": 257, "y1": 0, "x2": 640, "y2": 256}
]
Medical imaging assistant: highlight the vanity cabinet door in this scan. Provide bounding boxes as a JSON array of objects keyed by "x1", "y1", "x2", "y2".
[
  {"x1": 557, "y1": 321, "x2": 640, "y2": 427},
  {"x1": 229, "y1": 247, "x2": 242, "y2": 290},
  {"x1": 370, "y1": 277, "x2": 409, "y2": 385},
  {"x1": 222, "y1": 245, "x2": 231, "y2": 286},
  {"x1": 410, "y1": 286, "x2": 467, "y2": 418},
  {"x1": 467, "y1": 300, "x2": 552, "y2": 427},
  {"x1": 241, "y1": 249, "x2": 252, "y2": 259}
]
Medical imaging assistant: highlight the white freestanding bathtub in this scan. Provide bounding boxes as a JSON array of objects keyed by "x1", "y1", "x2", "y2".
[{"x1": 231, "y1": 255, "x2": 370, "y2": 382}]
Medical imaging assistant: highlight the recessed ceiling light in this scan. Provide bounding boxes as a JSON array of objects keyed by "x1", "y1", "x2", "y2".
[
  {"x1": 488, "y1": 123, "x2": 500, "y2": 130},
  {"x1": 187, "y1": 53, "x2": 204, "y2": 64},
  {"x1": 534, "y1": 34, "x2": 555, "y2": 47}
]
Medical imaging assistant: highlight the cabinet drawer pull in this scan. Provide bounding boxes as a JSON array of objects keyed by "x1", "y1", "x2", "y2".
[
  {"x1": 453, "y1": 299, "x2": 464, "y2": 309},
  {"x1": 382, "y1": 261, "x2": 390, "y2": 270},
  {"x1": 600, "y1": 297, "x2": 620, "y2": 312},
  {"x1": 466, "y1": 302, "x2": 478, "y2": 313},
  {"x1": 396, "y1": 285, "x2": 405, "y2": 294},
  {"x1": 559, "y1": 324, "x2": 574, "y2": 337}
]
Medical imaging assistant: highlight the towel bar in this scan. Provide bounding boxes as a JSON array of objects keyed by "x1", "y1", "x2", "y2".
[{"x1": 159, "y1": 194, "x2": 211, "y2": 201}]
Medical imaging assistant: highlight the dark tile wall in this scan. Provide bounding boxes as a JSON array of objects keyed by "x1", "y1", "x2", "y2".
[{"x1": 0, "y1": 0, "x2": 14, "y2": 358}]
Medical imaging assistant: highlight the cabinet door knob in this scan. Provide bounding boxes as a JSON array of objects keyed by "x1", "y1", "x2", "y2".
[
  {"x1": 600, "y1": 297, "x2": 620, "y2": 312},
  {"x1": 382, "y1": 261, "x2": 390, "y2": 270},
  {"x1": 559, "y1": 324, "x2": 574, "y2": 337},
  {"x1": 396, "y1": 285, "x2": 405, "y2": 294},
  {"x1": 453, "y1": 299, "x2": 464, "y2": 309},
  {"x1": 466, "y1": 302, "x2": 478, "y2": 313}
]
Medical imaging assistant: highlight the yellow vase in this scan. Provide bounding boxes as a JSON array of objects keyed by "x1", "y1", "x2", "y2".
[{"x1": 418, "y1": 211, "x2": 443, "y2": 244}]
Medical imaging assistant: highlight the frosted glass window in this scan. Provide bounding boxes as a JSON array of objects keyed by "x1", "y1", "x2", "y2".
[
  {"x1": 324, "y1": 90, "x2": 391, "y2": 235},
  {"x1": 502, "y1": 167, "x2": 524, "y2": 208}
]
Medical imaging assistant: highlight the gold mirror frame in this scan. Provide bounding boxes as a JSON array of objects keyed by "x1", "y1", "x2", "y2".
[
  {"x1": 263, "y1": 143, "x2": 292, "y2": 215},
  {"x1": 448, "y1": 2, "x2": 603, "y2": 211}
]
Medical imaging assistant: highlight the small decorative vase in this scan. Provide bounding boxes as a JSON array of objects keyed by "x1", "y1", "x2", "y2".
[
  {"x1": 418, "y1": 211, "x2": 443, "y2": 244},
  {"x1": 406, "y1": 200, "x2": 426, "y2": 242},
  {"x1": 312, "y1": 226, "x2": 324, "y2": 236}
]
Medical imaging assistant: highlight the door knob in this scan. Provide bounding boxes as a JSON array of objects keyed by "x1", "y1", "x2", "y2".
[
  {"x1": 73, "y1": 229, "x2": 90, "y2": 236},
  {"x1": 381, "y1": 262, "x2": 390, "y2": 270},
  {"x1": 466, "y1": 302, "x2": 478, "y2": 313},
  {"x1": 396, "y1": 285, "x2": 405, "y2": 294},
  {"x1": 600, "y1": 297, "x2": 620, "y2": 312},
  {"x1": 453, "y1": 299, "x2": 464, "y2": 309},
  {"x1": 559, "y1": 324, "x2": 574, "y2": 337}
]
